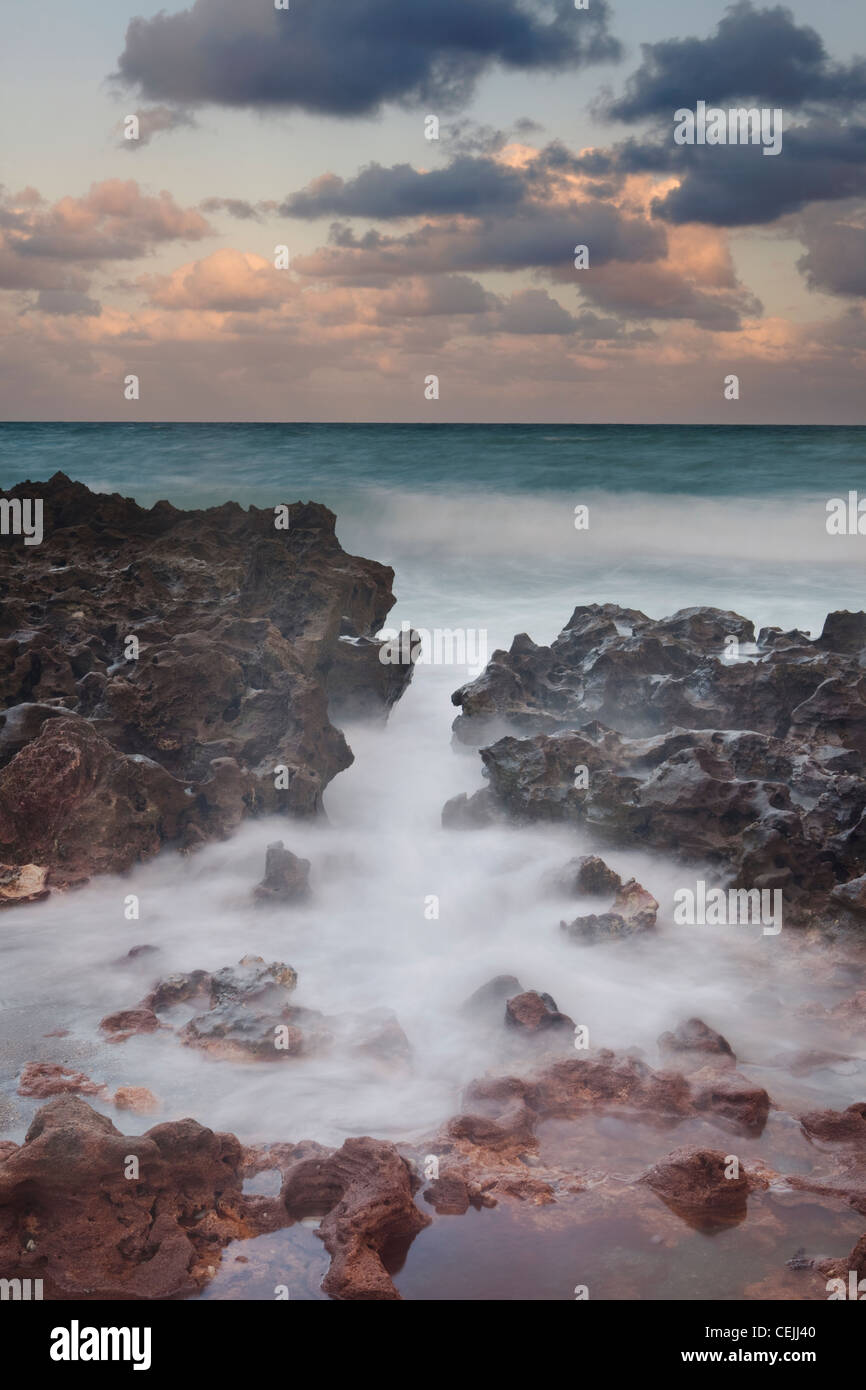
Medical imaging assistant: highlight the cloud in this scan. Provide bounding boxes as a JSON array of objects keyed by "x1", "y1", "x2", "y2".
[
  {"x1": 116, "y1": 105, "x2": 197, "y2": 150},
  {"x1": 1, "y1": 181, "x2": 211, "y2": 264},
  {"x1": 0, "y1": 182, "x2": 213, "y2": 311},
  {"x1": 141, "y1": 248, "x2": 293, "y2": 311},
  {"x1": 795, "y1": 203, "x2": 866, "y2": 297},
  {"x1": 116, "y1": 0, "x2": 621, "y2": 116},
  {"x1": 604, "y1": 1, "x2": 866, "y2": 122},
  {"x1": 200, "y1": 197, "x2": 277, "y2": 222},
  {"x1": 30, "y1": 290, "x2": 101, "y2": 316}
]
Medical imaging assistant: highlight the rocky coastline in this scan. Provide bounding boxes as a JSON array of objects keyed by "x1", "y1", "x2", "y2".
[{"x1": 1, "y1": 479, "x2": 864, "y2": 1301}]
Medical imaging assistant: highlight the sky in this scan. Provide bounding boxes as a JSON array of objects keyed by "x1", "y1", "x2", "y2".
[{"x1": 1, "y1": 0, "x2": 865, "y2": 423}]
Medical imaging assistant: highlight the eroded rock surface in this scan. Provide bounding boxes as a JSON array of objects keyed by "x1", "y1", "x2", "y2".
[
  {"x1": 447, "y1": 604, "x2": 866, "y2": 919},
  {"x1": 0, "y1": 473, "x2": 412, "y2": 892}
]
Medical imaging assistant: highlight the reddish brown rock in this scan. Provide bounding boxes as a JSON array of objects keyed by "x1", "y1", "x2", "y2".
[
  {"x1": 691, "y1": 1067, "x2": 771, "y2": 1135},
  {"x1": 639, "y1": 1147, "x2": 752, "y2": 1230},
  {"x1": 281, "y1": 1136, "x2": 430, "y2": 1300},
  {"x1": 505, "y1": 991, "x2": 574, "y2": 1034},
  {"x1": 18, "y1": 1063, "x2": 107, "y2": 1100},
  {"x1": 0, "y1": 473, "x2": 413, "y2": 889},
  {"x1": 561, "y1": 877, "x2": 659, "y2": 943},
  {"x1": 658, "y1": 1017, "x2": 736, "y2": 1071},
  {"x1": 99, "y1": 1006, "x2": 161, "y2": 1042},
  {"x1": 551, "y1": 854, "x2": 622, "y2": 897},
  {"x1": 0, "y1": 1097, "x2": 261, "y2": 1299},
  {"x1": 800, "y1": 1102, "x2": 866, "y2": 1145},
  {"x1": 114, "y1": 1086, "x2": 161, "y2": 1115}
]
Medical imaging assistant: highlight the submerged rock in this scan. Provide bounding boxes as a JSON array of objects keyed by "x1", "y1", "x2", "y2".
[{"x1": 18, "y1": 1063, "x2": 107, "y2": 1100}]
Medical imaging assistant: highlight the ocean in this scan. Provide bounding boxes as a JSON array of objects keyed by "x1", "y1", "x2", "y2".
[{"x1": 2, "y1": 422, "x2": 865, "y2": 1298}]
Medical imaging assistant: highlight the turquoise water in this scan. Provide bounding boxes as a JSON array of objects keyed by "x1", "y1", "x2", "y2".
[{"x1": 0, "y1": 422, "x2": 862, "y2": 509}]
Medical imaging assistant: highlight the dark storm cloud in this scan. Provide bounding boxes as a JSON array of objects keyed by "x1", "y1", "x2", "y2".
[
  {"x1": 116, "y1": 0, "x2": 621, "y2": 115},
  {"x1": 604, "y1": 1, "x2": 866, "y2": 121}
]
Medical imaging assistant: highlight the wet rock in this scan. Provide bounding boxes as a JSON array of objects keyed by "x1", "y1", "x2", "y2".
[
  {"x1": 639, "y1": 1147, "x2": 751, "y2": 1230},
  {"x1": 113, "y1": 1086, "x2": 161, "y2": 1115},
  {"x1": 691, "y1": 1068, "x2": 771, "y2": 1135},
  {"x1": 423, "y1": 1171, "x2": 473, "y2": 1216},
  {"x1": 800, "y1": 1102, "x2": 866, "y2": 1145},
  {"x1": 0, "y1": 1096, "x2": 260, "y2": 1298},
  {"x1": 281, "y1": 1136, "x2": 430, "y2": 1300},
  {"x1": 0, "y1": 473, "x2": 412, "y2": 889},
  {"x1": 99, "y1": 1006, "x2": 161, "y2": 1042},
  {"x1": 144, "y1": 970, "x2": 212, "y2": 1011},
  {"x1": 178, "y1": 956, "x2": 316, "y2": 1060},
  {"x1": 658, "y1": 1018, "x2": 736, "y2": 1071},
  {"x1": 18, "y1": 1063, "x2": 107, "y2": 1100},
  {"x1": 0, "y1": 862, "x2": 49, "y2": 908},
  {"x1": 441, "y1": 787, "x2": 500, "y2": 828},
  {"x1": 562, "y1": 877, "x2": 658, "y2": 943},
  {"x1": 830, "y1": 875, "x2": 866, "y2": 916},
  {"x1": 253, "y1": 840, "x2": 312, "y2": 905},
  {"x1": 447, "y1": 601, "x2": 866, "y2": 916},
  {"x1": 505, "y1": 991, "x2": 574, "y2": 1034},
  {"x1": 550, "y1": 854, "x2": 622, "y2": 897}
]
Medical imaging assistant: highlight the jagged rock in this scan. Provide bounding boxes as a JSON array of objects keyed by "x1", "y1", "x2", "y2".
[
  {"x1": 505, "y1": 991, "x2": 574, "y2": 1034},
  {"x1": 442, "y1": 787, "x2": 500, "y2": 828},
  {"x1": 447, "y1": 603, "x2": 866, "y2": 916},
  {"x1": 0, "y1": 473, "x2": 413, "y2": 889},
  {"x1": 281, "y1": 1136, "x2": 430, "y2": 1300},
  {"x1": 831, "y1": 875, "x2": 866, "y2": 916},
  {"x1": 658, "y1": 1018, "x2": 736, "y2": 1070},
  {"x1": 180, "y1": 957, "x2": 315, "y2": 1061},
  {"x1": 562, "y1": 877, "x2": 658, "y2": 943},
  {"x1": 253, "y1": 840, "x2": 312, "y2": 905},
  {"x1": 0, "y1": 1097, "x2": 257, "y2": 1298},
  {"x1": 0, "y1": 862, "x2": 49, "y2": 907},
  {"x1": 549, "y1": 853, "x2": 622, "y2": 897}
]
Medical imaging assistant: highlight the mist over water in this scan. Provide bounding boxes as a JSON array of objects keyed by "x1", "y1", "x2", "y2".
[{"x1": 2, "y1": 425, "x2": 865, "y2": 1166}]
